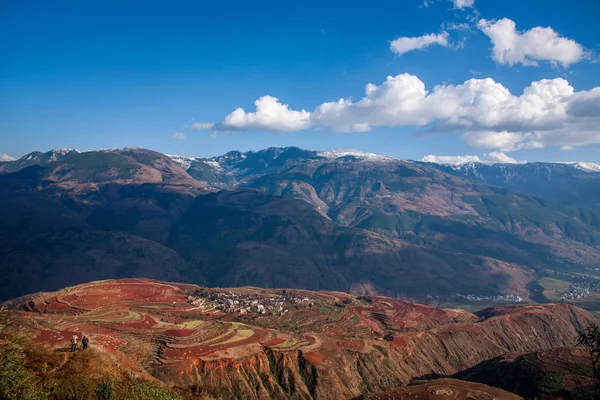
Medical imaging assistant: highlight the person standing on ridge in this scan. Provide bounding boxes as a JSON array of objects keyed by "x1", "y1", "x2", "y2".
[
  {"x1": 82, "y1": 335, "x2": 89, "y2": 350},
  {"x1": 70, "y1": 333, "x2": 78, "y2": 352}
]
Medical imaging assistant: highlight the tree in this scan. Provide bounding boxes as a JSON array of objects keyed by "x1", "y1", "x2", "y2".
[{"x1": 577, "y1": 323, "x2": 600, "y2": 398}]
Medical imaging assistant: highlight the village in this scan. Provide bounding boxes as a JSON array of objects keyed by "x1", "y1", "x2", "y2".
[
  {"x1": 559, "y1": 277, "x2": 600, "y2": 300},
  {"x1": 456, "y1": 293, "x2": 524, "y2": 303},
  {"x1": 187, "y1": 289, "x2": 314, "y2": 316}
]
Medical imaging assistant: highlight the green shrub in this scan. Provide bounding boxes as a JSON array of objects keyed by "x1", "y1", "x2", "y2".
[
  {"x1": 127, "y1": 382, "x2": 182, "y2": 400},
  {"x1": 96, "y1": 380, "x2": 115, "y2": 400}
]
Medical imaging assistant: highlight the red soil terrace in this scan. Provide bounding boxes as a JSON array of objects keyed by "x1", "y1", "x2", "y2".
[
  {"x1": 4, "y1": 278, "x2": 594, "y2": 399},
  {"x1": 6, "y1": 279, "x2": 476, "y2": 366}
]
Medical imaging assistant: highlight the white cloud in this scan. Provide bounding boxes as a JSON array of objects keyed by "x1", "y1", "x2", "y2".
[
  {"x1": 0, "y1": 153, "x2": 15, "y2": 161},
  {"x1": 443, "y1": 22, "x2": 471, "y2": 31},
  {"x1": 421, "y1": 154, "x2": 481, "y2": 165},
  {"x1": 561, "y1": 145, "x2": 574, "y2": 151},
  {"x1": 485, "y1": 151, "x2": 518, "y2": 163},
  {"x1": 390, "y1": 31, "x2": 449, "y2": 55},
  {"x1": 172, "y1": 132, "x2": 185, "y2": 140},
  {"x1": 211, "y1": 73, "x2": 600, "y2": 152},
  {"x1": 462, "y1": 131, "x2": 543, "y2": 152},
  {"x1": 216, "y1": 95, "x2": 311, "y2": 132},
  {"x1": 477, "y1": 18, "x2": 586, "y2": 67},
  {"x1": 209, "y1": 132, "x2": 217, "y2": 139},
  {"x1": 191, "y1": 122, "x2": 215, "y2": 130},
  {"x1": 451, "y1": 0, "x2": 474, "y2": 9},
  {"x1": 421, "y1": 151, "x2": 520, "y2": 165}
]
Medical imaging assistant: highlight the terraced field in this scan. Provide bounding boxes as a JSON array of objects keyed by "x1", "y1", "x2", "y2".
[
  {"x1": 5, "y1": 279, "x2": 477, "y2": 369},
  {"x1": 4, "y1": 279, "x2": 596, "y2": 399}
]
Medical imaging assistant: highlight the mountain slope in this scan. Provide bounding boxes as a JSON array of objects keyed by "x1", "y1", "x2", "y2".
[
  {"x1": 454, "y1": 347, "x2": 595, "y2": 399},
  {"x1": 167, "y1": 189, "x2": 533, "y2": 299},
  {"x1": 0, "y1": 148, "x2": 80, "y2": 173},
  {"x1": 234, "y1": 152, "x2": 600, "y2": 269},
  {"x1": 2, "y1": 146, "x2": 600, "y2": 305},
  {"x1": 0, "y1": 166, "x2": 201, "y2": 300},
  {"x1": 5, "y1": 279, "x2": 596, "y2": 399},
  {"x1": 427, "y1": 161, "x2": 600, "y2": 209}
]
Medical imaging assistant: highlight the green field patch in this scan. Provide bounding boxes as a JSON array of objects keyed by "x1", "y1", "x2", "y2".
[
  {"x1": 538, "y1": 277, "x2": 572, "y2": 301},
  {"x1": 182, "y1": 320, "x2": 205, "y2": 329},
  {"x1": 83, "y1": 310, "x2": 141, "y2": 322},
  {"x1": 221, "y1": 329, "x2": 254, "y2": 344},
  {"x1": 316, "y1": 304, "x2": 334, "y2": 314},
  {"x1": 274, "y1": 339, "x2": 298, "y2": 349},
  {"x1": 197, "y1": 327, "x2": 234, "y2": 346}
]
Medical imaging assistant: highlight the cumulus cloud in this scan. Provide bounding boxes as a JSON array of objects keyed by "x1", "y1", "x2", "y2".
[
  {"x1": 210, "y1": 73, "x2": 600, "y2": 152},
  {"x1": 451, "y1": 0, "x2": 474, "y2": 9},
  {"x1": 215, "y1": 95, "x2": 311, "y2": 132},
  {"x1": 421, "y1": 154, "x2": 482, "y2": 165},
  {"x1": 421, "y1": 151, "x2": 520, "y2": 165},
  {"x1": 0, "y1": 153, "x2": 15, "y2": 161},
  {"x1": 191, "y1": 122, "x2": 215, "y2": 130},
  {"x1": 462, "y1": 131, "x2": 543, "y2": 152},
  {"x1": 485, "y1": 151, "x2": 518, "y2": 163},
  {"x1": 172, "y1": 132, "x2": 185, "y2": 140},
  {"x1": 477, "y1": 18, "x2": 586, "y2": 67},
  {"x1": 390, "y1": 31, "x2": 450, "y2": 55}
]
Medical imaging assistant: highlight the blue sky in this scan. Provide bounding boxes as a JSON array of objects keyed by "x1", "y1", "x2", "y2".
[{"x1": 1, "y1": 0, "x2": 599, "y2": 163}]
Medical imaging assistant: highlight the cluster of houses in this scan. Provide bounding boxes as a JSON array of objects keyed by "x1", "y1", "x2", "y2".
[
  {"x1": 190, "y1": 289, "x2": 314, "y2": 316},
  {"x1": 456, "y1": 293, "x2": 523, "y2": 303},
  {"x1": 560, "y1": 277, "x2": 600, "y2": 300},
  {"x1": 187, "y1": 295, "x2": 211, "y2": 310}
]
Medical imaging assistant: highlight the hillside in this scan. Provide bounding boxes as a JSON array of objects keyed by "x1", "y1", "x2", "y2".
[
  {"x1": 360, "y1": 379, "x2": 521, "y2": 400},
  {"x1": 1, "y1": 147, "x2": 600, "y2": 309},
  {"x1": 455, "y1": 347, "x2": 596, "y2": 399},
  {"x1": 4, "y1": 279, "x2": 597, "y2": 399}
]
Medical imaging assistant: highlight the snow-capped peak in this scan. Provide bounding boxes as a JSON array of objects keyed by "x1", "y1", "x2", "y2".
[
  {"x1": 167, "y1": 154, "x2": 197, "y2": 170},
  {"x1": 558, "y1": 162, "x2": 600, "y2": 172},
  {"x1": 48, "y1": 148, "x2": 80, "y2": 162},
  {"x1": 0, "y1": 153, "x2": 15, "y2": 162},
  {"x1": 318, "y1": 149, "x2": 396, "y2": 162}
]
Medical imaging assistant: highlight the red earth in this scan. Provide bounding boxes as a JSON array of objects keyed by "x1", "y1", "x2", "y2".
[
  {"x1": 4, "y1": 278, "x2": 595, "y2": 399},
  {"x1": 5, "y1": 279, "x2": 478, "y2": 367}
]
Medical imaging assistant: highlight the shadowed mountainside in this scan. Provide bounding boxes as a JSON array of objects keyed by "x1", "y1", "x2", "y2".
[{"x1": 454, "y1": 346, "x2": 596, "y2": 399}]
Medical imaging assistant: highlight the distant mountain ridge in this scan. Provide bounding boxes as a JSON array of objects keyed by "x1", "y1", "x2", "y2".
[
  {"x1": 1, "y1": 146, "x2": 600, "y2": 306},
  {"x1": 0, "y1": 148, "x2": 80, "y2": 173}
]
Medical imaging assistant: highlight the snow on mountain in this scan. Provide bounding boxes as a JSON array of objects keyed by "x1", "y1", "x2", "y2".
[
  {"x1": 47, "y1": 148, "x2": 80, "y2": 162},
  {"x1": 167, "y1": 155, "x2": 197, "y2": 170},
  {"x1": 0, "y1": 153, "x2": 15, "y2": 162},
  {"x1": 203, "y1": 160, "x2": 224, "y2": 171},
  {"x1": 558, "y1": 162, "x2": 600, "y2": 172},
  {"x1": 318, "y1": 149, "x2": 397, "y2": 162}
]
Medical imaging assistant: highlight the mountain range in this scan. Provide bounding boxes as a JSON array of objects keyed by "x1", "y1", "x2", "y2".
[{"x1": 1, "y1": 146, "x2": 600, "y2": 308}]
